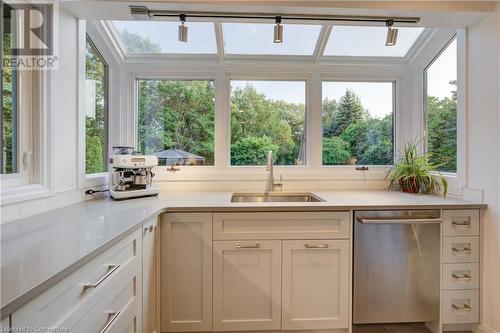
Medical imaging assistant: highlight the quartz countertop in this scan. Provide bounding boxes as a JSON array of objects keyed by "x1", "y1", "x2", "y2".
[{"x1": 0, "y1": 190, "x2": 486, "y2": 317}]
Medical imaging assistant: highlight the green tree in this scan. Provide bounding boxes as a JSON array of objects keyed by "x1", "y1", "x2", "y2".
[
  {"x1": 231, "y1": 136, "x2": 278, "y2": 166},
  {"x1": 322, "y1": 98, "x2": 338, "y2": 136},
  {"x1": 332, "y1": 90, "x2": 366, "y2": 136},
  {"x1": 322, "y1": 137, "x2": 352, "y2": 165},
  {"x1": 2, "y1": 31, "x2": 15, "y2": 173}
]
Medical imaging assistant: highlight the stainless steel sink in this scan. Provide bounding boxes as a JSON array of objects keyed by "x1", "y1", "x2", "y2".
[{"x1": 230, "y1": 192, "x2": 324, "y2": 203}]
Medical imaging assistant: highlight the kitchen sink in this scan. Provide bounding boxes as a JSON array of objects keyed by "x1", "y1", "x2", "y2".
[{"x1": 230, "y1": 192, "x2": 325, "y2": 203}]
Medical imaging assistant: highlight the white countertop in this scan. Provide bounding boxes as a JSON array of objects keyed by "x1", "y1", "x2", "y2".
[{"x1": 0, "y1": 190, "x2": 485, "y2": 316}]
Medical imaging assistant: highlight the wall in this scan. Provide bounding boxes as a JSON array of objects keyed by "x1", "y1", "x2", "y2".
[{"x1": 466, "y1": 6, "x2": 500, "y2": 333}]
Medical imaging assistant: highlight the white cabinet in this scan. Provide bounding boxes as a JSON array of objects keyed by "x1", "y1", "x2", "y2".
[
  {"x1": 282, "y1": 240, "x2": 349, "y2": 330},
  {"x1": 143, "y1": 218, "x2": 159, "y2": 333},
  {"x1": 161, "y1": 213, "x2": 212, "y2": 332},
  {"x1": 213, "y1": 240, "x2": 281, "y2": 331}
]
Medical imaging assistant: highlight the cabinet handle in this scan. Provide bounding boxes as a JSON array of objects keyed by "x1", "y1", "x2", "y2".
[
  {"x1": 235, "y1": 243, "x2": 260, "y2": 249},
  {"x1": 305, "y1": 243, "x2": 329, "y2": 249},
  {"x1": 452, "y1": 303, "x2": 471, "y2": 312},
  {"x1": 99, "y1": 311, "x2": 120, "y2": 333},
  {"x1": 144, "y1": 225, "x2": 153, "y2": 233},
  {"x1": 452, "y1": 246, "x2": 472, "y2": 255},
  {"x1": 452, "y1": 273, "x2": 472, "y2": 282},
  {"x1": 452, "y1": 219, "x2": 471, "y2": 226},
  {"x1": 83, "y1": 264, "x2": 120, "y2": 291}
]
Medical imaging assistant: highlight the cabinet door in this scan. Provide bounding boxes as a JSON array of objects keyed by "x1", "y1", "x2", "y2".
[
  {"x1": 213, "y1": 240, "x2": 281, "y2": 331},
  {"x1": 282, "y1": 240, "x2": 349, "y2": 330},
  {"x1": 161, "y1": 213, "x2": 212, "y2": 332},
  {"x1": 143, "y1": 218, "x2": 159, "y2": 333}
]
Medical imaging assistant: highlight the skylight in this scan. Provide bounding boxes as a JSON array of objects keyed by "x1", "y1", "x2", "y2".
[
  {"x1": 222, "y1": 23, "x2": 322, "y2": 56},
  {"x1": 111, "y1": 21, "x2": 217, "y2": 54},
  {"x1": 323, "y1": 26, "x2": 425, "y2": 57}
]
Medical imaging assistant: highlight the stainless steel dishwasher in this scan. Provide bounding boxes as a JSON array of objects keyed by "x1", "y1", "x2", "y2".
[{"x1": 353, "y1": 210, "x2": 442, "y2": 324}]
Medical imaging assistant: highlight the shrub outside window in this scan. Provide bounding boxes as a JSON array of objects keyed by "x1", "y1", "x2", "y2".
[
  {"x1": 230, "y1": 80, "x2": 306, "y2": 166},
  {"x1": 137, "y1": 80, "x2": 215, "y2": 166},
  {"x1": 322, "y1": 81, "x2": 394, "y2": 166}
]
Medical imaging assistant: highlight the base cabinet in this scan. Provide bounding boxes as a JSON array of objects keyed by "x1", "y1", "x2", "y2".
[
  {"x1": 143, "y1": 218, "x2": 159, "y2": 333},
  {"x1": 282, "y1": 240, "x2": 350, "y2": 330},
  {"x1": 161, "y1": 213, "x2": 213, "y2": 332},
  {"x1": 213, "y1": 240, "x2": 281, "y2": 331}
]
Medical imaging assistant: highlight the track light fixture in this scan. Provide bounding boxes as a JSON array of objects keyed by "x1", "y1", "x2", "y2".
[
  {"x1": 274, "y1": 16, "x2": 283, "y2": 43},
  {"x1": 385, "y1": 19, "x2": 398, "y2": 46},
  {"x1": 178, "y1": 14, "x2": 188, "y2": 43}
]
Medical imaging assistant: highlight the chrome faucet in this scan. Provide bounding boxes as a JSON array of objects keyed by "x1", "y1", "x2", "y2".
[{"x1": 266, "y1": 150, "x2": 283, "y2": 192}]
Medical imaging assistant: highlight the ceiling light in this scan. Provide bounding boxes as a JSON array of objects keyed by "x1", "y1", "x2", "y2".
[
  {"x1": 274, "y1": 16, "x2": 283, "y2": 43},
  {"x1": 385, "y1": 19, "x2": 398, "y2": 46},
  {"x1": 178, "y1": 14, "x2": 188, "y2": 43}
]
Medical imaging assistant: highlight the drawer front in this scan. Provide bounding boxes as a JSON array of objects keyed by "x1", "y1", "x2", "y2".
[
  {"x1": 441, "y1": 290, "x2": 479, "y2": 324},
  {"x1": 11, "y1": 229, "x2": 141, "y2": 330},
  {"x1": 213, "y1": 212, "x2": 350, "y2": 240},
  {"x1": 442, "y1": 263, "x2": 480, "y2": 290},
  {"x1": 442, "y1": 236, "x2": 480, "y2": 263},
  {"x1": 443, "y1": 210, "x2": 480, "y2": 236},
  {"x1": 71, "y1": 260, "x2": 140, "y2": 332}
]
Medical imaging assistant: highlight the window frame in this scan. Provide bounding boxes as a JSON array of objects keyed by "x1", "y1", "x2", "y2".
[
  {"x1": 319, "y1": 79, "x2": 397, "y2": 168},
  {"x1": 422, "y1": 31, "x2": 466, "y2": 188}
]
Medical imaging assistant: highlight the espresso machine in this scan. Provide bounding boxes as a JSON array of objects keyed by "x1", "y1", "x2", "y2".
[{"x1": 109, "y1": 146, "x2": 160, "y2": 200}]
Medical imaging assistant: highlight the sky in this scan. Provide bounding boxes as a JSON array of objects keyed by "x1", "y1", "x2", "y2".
[{"x1": 112, "y1": 21, "x2": 457, "y2": 114}]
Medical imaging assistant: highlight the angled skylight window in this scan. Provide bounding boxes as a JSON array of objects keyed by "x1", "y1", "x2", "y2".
[
  {"x1": 222, "y1": 23, "x2": 322, "y2": 56},
  {"x1": 323, "y1": 26, "x2": 425, "y2": 57},
  {"x1": 111, "y1": 21, "x2": 217, "y2": 54}
]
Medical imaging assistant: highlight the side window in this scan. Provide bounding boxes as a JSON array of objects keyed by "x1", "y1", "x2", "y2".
[
  {"x1": 425, "y1": 37, "x2": 457, "y2": 173},
  {"x1": 85, "y1": 36, "x2": 108, "y2": 174},
  {"x1": 322, "y1": 81, "x2": 394, "y2": 166}
]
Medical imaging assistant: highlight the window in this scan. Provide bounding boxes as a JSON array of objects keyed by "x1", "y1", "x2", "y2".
[
  {"x1": 322, "y1": 82, "x2": 394, "y2": 166},
  {"x1": 425, "y1": 38, "x2": 457, "y2": 173},
  {"x1": 222, "y1": 23, "x2": 321, "y2": 56},
  {"x1": 1, "y1": 3, "x2": 17, "y2": 174},
  {"x1": 85, "y1": 36, "x2": 108, "y2": 174},
  {"x1": 323, "y1": 26, "x2": 425, "y2": 57},
  {"x1": 230, "y1": 80, "x2": 306, "y2": 166},
  {"x1": 137, "y1": 80, "x2": 215, "y2": 166},
  {"x1": 112, "y1": 21, "x2": 217, "y2": 54}
]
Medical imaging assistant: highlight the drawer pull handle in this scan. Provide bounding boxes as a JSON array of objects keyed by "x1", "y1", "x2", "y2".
[
  {"x1": 452, "y1": 273, "x2": 472, "y2": 281},
  {"x1": 305, "y1": 243, "x2": 329, "y2": 249},
  {"x1": 452, "y1": 219, "x2": 471, "y2": 226},
  {"x1": 100, "y1": 311, "x2": 120, "y2": 333},
  {"x1": 452, "y1": 246, "x2": 471, "y2": 255},
  {"x1": 235, "y1": 243, "x2": 260, "y2": 249},
  {"x1": 83, "y1": 264, "x2": 120, "y2": 291},
  {"x1": 452, "y1": 303, "x2": 471, "y2": 312}
]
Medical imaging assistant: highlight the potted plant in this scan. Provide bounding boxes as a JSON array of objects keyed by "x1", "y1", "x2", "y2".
[{"x1": 387, "y1": 139, "x2": 448, "y2": 196}]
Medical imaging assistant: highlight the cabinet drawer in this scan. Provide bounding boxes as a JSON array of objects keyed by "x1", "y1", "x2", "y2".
[
  {"x1": 442, "y1": 237, "x2": 480, "y2": 263},
  {"x1": 442, "y1": 263, "x2": 480, "y2": 290},
  {"x1": 71, "y1": 260, "x2": 140, "y2": 332},
  {"x1": 441, "y1": 290, "x2": 479, "y2": 324},
  {"x1": 443, "y1": 210, "x2": 480, "y2": 236},
  {"x1": 11, "y1": 229, "x2": 141, "y2": 330},
  {"x1": 213, "y1": 212, "x2": 350, "y2": 240}
]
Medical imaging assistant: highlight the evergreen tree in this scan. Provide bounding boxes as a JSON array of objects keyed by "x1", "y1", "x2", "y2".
[{"x1": 332, "y1": 90, "x2": 366, "y2": 136}]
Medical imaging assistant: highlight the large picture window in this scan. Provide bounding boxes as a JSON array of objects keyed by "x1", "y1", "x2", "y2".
[
  {"x1": 137, "y1": 80, "x2": 215, "y2": 166},
  {"x1": 85, "y1": 36, "x2": 108, "y2": 174},
  {"x1": 322, "y1": 82, "x2": 394, "y2": 166},
  {"x1": 425, "y1": 37, "x2": 457, "y2": 173},
  {"x1": 230, "y1": 80, "x2": 306, "y2": 166}
]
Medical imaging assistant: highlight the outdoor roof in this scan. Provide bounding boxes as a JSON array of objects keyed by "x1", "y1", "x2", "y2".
[{"x1": 155, "y1": 149, "x2": 206, "y2": 160}]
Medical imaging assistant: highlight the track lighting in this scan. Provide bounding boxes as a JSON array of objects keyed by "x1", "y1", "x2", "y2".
[
  {"x1": 274, "y1": 16, "x2": 283, "y2": 43},
  {"x1": 385, "y1": 19, "x2": 398, "y2": 46},
  {"x1": 178, "y1": 14, "x2": 188, "y2": 43}
]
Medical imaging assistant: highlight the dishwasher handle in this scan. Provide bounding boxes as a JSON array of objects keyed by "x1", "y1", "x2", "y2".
[{"x1": 356, "y1": 217, "x2": 443, "y2": 224}]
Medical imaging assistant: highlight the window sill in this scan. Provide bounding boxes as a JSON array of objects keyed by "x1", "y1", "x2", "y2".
[
  {"x1": 84, "y1": 172, "x2": 109, "y2": 188},
  {"x1": 0, "y1": 184, "x2": 52, "y2": 206}
]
